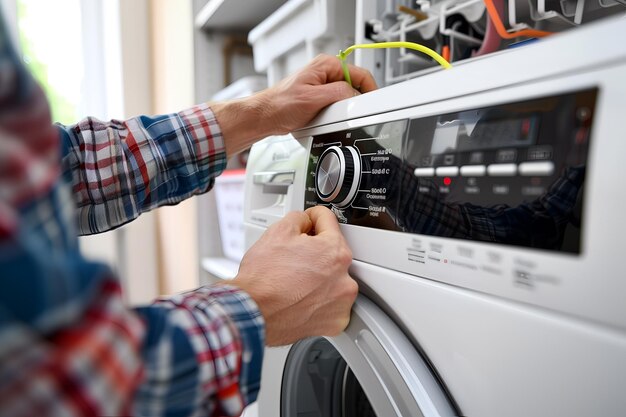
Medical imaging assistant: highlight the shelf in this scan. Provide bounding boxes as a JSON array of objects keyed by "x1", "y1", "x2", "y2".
[
  {"x1": 195, "y1": 0, "x2": 288, "y2": 31},
  {"x1": 201, "y1": 257, "x2": 240, "y2": 280}
]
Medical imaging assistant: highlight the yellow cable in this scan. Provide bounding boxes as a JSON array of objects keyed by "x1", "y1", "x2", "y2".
[{"x1": 337, "y1": 41, "x2": 452, "y2": 87}]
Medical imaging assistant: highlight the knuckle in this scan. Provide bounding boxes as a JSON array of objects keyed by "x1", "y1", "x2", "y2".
[
  {"x1": 333, "y1": 316, "x2": 351, "y2": 335},
  {"x1": 336, "y1": 244, "x2": 353, "y2": 265},
  {"x1": 307, "y1": 205, "x2": 325, "y2": 216},
  {"x1": 336, "y1": 278, "x2": 358, "y2": 304},
  {"x1": 314, "y1": 53, "x2": 331, "y2": 62},
  {"x1": 336, "y1": 81, "x2": 353, "y2": 96},
  {"x1": 347, "y1": 278, "x2": 359, "y2": 299},
  {"x1": 327, "y1": 327, "x2": 342, "y2": 337},
  {"x1": 283, "y1": 210, "x2": 302, "y2": 223},
  {"x1": 266, "y1": 219, "x2": 287, "y2": 236},
  {"x1": 311, "y1": 54, "x2": 329, "y2": 67}
]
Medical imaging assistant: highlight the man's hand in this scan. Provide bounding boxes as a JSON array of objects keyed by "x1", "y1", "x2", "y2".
[
  {"x1": 256, "y1": 54, "x2": 378, "y2": 135},
  {"x1": 212, "y1": 54, "x2": 377, "y2": 156},
  {"x1": 230, "y1": 206, "x2": 358, "y2": 346}
]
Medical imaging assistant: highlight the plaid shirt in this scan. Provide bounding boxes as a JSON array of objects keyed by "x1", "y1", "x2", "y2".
[{"x1": 0, "y1": 16, "x2": 264, "y2": 417}]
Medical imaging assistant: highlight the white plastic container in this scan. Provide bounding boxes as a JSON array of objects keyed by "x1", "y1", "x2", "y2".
[
  {"x1": 248, "y1": 0, "x2": 356, "y2": 85},
  {"x1": 213, "y1": 169, "x2": 247, "y2": 262}
]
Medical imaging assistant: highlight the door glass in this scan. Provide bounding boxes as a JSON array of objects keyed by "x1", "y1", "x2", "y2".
[
  {"x1": 281, "y1": 337, "x2": 377, "y2": 416},
  {"x1": 343, "y1": 366, "x2": 377, "y2": 417}
]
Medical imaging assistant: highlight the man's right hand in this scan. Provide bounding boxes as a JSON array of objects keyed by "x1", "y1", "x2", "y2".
[
  {"x1": 230, "y1": 206, "x2": 358, "y2": 346},
  {"x1": 212, "y1": 54, "x2": 377, "y2": 157}
]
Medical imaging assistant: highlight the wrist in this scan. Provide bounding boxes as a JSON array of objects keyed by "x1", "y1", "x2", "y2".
[{"x1": 211, "y1": 93, "x2": 278, "y2": 157}]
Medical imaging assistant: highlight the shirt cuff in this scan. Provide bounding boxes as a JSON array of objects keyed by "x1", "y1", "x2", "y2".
[
  {"x1": 200, "y1": 285, "x2": 265, "y2": 408},
  {"x1": 177, "y1": 103, "x2": 228, "y2": 194},
  {"x1": 158, "y1": 284, "x2": 265, "y2": 415}
]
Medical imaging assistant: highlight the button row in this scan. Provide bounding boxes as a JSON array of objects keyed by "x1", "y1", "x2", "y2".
[{"x1": 414, "y1": 161, "x2": 554, "y2": 178}]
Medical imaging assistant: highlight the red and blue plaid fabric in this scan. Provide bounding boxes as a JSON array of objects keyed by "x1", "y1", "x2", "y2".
[{"x1": 0, "y1": 13, "x2": 264, "y2": 417}]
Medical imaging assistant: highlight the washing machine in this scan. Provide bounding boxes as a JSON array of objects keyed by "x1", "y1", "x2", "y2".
[{"x1": 243, "y1": 17, "x2": 626, "y2": 417}]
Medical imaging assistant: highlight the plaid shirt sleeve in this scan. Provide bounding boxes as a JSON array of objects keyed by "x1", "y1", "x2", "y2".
[
  {"x1": 58, "y1": 103, "x2": 227, "y2": 235},
  {"x1": 0, "y1": 14, "x2": 264, "y2": 417}
]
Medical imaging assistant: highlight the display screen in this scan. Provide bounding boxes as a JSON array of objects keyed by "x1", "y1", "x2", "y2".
[
  {"x1": 430, "y1": 111, "x2": 539, "y2": 155},
  {"x1": 305, "y1": 89, "x2": 597, "y2": 254}
]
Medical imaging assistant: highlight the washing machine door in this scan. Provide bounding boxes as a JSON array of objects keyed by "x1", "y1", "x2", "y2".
[{"x1": 281, "y1": 295, "x2": 457, "y2": 417}]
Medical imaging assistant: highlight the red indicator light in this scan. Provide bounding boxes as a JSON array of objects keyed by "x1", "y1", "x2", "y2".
[
  {"x1": 443, "y1": 177, "x2": 452, "y2": 186},
  {"x1": 521, "y1": 118, "x2": 531, "y2": 136}
]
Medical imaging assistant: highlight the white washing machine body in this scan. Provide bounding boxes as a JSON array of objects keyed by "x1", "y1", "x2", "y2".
[{"x1": 244, "y1": 17, "x2": 626, "y2": 417}]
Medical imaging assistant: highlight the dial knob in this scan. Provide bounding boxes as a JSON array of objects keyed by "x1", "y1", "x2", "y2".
[{"x1": 315, "y1": 145, "x2": 362, "y2": 208}]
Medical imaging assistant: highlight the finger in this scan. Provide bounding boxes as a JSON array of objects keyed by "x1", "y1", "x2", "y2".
[
  {"x1": 279, "y1": 210, "x2": 314, "y2": 235},
  {"x1": 311, "y1": 81, "x2": 359, "y2": 108},
  {"x1": 345, "y1": 63, "x2": 378, "y2": 93},
  {"x1": 305, "y1": 206, "x2": 341, "y2": 236},
  {"x1": 313, "y1": 54, "x2": 378, "y2": 93},
  {"x1": 310, "y1": 54, "x2": 377, "y2": 93}
]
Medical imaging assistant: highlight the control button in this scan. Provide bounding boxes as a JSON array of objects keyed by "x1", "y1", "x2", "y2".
[
  {"x1": 496, "y1": 149, "x2": 517, "y2": 163},
  {"x1": 436, "y1": 166, "x2": 459, "y2": 177},
  {"x1": 487, "y1": 163, "x2": 517, "y2": 176},
  {"x1": 315, "y1": 145, "x2": 361, "y2": 208},
  {"x1": 518, "y1": 161, "x2": 555, "y2": 176},
  {"x1": 414, "y1": 167, "x2": 435, "y2": 177},
  {"x1": 460, "y1": 165, "x2": 486, "y2": 176}
]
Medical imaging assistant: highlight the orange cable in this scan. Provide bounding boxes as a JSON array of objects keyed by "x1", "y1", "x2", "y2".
[
  {"x1": 441, "y1": 45, "x2": 451, "y2": 62},
  {"x1": 398, "y1": 5, "x2": 428, "y2": 22},
  {"x1": 483, "y1": 0, "x2": 553, "y2": 39}
]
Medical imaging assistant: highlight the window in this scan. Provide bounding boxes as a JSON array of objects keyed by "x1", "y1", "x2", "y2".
[{"x1": 17, "y1": 0, "x2": 84, "y2": 124}]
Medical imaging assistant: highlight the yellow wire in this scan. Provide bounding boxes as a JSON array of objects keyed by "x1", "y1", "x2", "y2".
[{"x1": 337, "y1": 41, "x2": 452, "y2": 88}]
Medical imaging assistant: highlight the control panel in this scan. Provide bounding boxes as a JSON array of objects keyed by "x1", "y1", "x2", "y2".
[
  {"x1": 246, "y1": 25, "x2": 626, "y2": 332},
  {"x1": 305, "y1": 88, "x2": 597, "y2": 254}
]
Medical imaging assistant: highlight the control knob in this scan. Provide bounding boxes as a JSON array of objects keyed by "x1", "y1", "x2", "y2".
[{"x1": 315, "y1": 145, "x2": 362, "y2": 208}]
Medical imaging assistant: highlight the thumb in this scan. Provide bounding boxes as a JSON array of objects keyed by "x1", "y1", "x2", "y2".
[
  {"x1": 312, "y1": 81, "x2": 359, "y2": 109},
  {"x1": 305, "y1": 206, "x2": 341, "y2": 236}
]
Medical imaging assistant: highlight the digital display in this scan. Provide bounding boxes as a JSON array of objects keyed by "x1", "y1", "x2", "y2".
[{"x1": 430, "y1": 110, "x2": 539, "y2": 155}]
